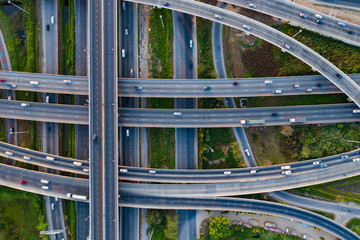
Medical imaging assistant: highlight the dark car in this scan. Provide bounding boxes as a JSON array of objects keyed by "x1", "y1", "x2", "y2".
[
  {"x1": 46, "y1": 24, "x2": 50, "y2": 31},
  {"x1": 0, "y1": 78, "x2": 6, "y2": 82},
  {"x1": 316, "y1": 20, "x2": 323, "y2": 24},
  {"x1": 233, "y1": 82, "x2": 239, "y2": 86},
  {"x1": 356, "y1": 151, "x2": 360, "y2": 155},
  {"x1": 320, "y1": 164, "x2": 328, "y2": 168},
  {"x1": 347, "y1": 30, "x2": 353, "y2": 34},
  {"x1": 163, "y1": 2, "x2": 170, "y2": 6},
  {"x1": 316, "y1": 83, "x2": 322, "y2": 87},
  {"x1": 271, "y1": 113, "x2": 279, "y2": 117},
  {"x1": 335, "y1": 73, "x2": 343, "y2": 79},
  {"x1": 189, "y1": 60, "x2": 193, "y2": 69},
  {"x1": 203, "y1": 86, "x2": 211, "y2": 91}
]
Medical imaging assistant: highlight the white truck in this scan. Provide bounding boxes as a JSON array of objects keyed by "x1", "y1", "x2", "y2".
[
  {"x1": 265, "y1": 222, "x2": 277, "y2": 228},
  {"x1": 66, "y1": 193, "x2": 88, "y2": 200},
  {"x1": 289, "y1": 117, "x2": 306, "y2": 123}
]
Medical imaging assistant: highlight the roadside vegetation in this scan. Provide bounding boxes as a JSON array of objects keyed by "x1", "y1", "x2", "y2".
[
  {"x1": 60, "y1": 0, "x2": 75, "y2": 75},
  {"x1": 200, "y1": 216, "x2": 300, "y2": 240},
  {"x1": 146, "y1": 209, "x2": 178, "y2": 240},
  {"x1": 148, "y1": 7, "x2": 175, "y2": 169},
  {"x1": 347, "y1": 218, "x2": 360, "y2": 236},
  {"x1": 0, "y1": 0, "x2": 38, "y2": 72},
  {"x1": 0, "y1": 187, "x2": 47, "y2": 240},
  {"x1": 64, "y1": 200, "x2": 76, "y2": 240}
]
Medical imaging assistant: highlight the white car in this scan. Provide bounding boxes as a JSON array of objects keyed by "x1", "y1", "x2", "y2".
[
  {"x1": 243, "y1": 25, "x2": 251, "y2": 31},
  {"x1": 338, "y1": 22, "x2": 346, "y2": 27},
  {"x1": 23, "y1": 156, "x2": 31, "y2": 160},
  {"x1": 281, "y1": 165, "x2": 291, "y2": 170},
  {"x1": 63, "y1": 79, "x2": 72, "y2": 84},
  {"x1": 21, "y1": 103, "x2": 30, "y2": 107},
  {"x1": 5, "y1": 151, "x2": 13, "y2": 156},
  {"x1": 120, "y1": 169, "x2": 128, "y2": 173},
  {"x1": 353, "y1": 158, "x2": 360, "y2": 162},
  {"x1": 122, "y1": 49, "x2": 125, "y2": 58},
  {"x1": 249, "y1": 3, "x2": 256, "y2": 8},
  {"x1": 29, "y1": 81, "x2": 38, "y2": 85},
  {"x1": 264, "y1": 80, "x2": 273, "y2": 84},
  {"x1": 273, "y1": 89, "x2": 282, "y2": 94},
  {"x1": 353, "y1": 109, "x2": 360, "y2": 113},
  {"x1": 224, "y1": 171, "x2": 231, "y2": 175},
  {"x1": 282, "y1": 170, "x2": 292, "y2": 175},
  {"x1": 315, "y1": 14, "x2": 323, "y2": 19},
  {"x1": 42, "y1": 186, "x2": 49, "y2": 190},
  {"x1": 173, "y1": 112, "x2": 182, "y2": 116},
  {"x1": 282, "y1": 43, "x2": 290, "y2": 49},
  {"x1": 51, "y1": 16, "x2": 55, "y2": 24},
  {"x1": 299, "y1": 13, "x2": 307, "y2": 19},
  {"x1": 214, "y1": 14, "x2": 223, "y2": 20},
  {"x1": 126, "y1": 129, "x2": 130, "y2": 137},
  {"x1": 189, "y1": 40, "x2": 193, "y2": 48},
  {"x1": 149, "y1": 170, "x2": 157, "y2": 174},
  {"x1": 51, "y1": 203, "x2": 54, "y2": 210},
  {"x1": 46, "y1": 95, "x2": 50, "y2": 103},
  {"x1": 313, "y1": 161, "x2": 321, "y2": 165},
  {"x1": 250, "y1": 169, "x2": 257, "y2": 174}
]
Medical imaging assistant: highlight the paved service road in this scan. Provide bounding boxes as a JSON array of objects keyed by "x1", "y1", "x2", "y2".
[
  {"x1": 223, "y1": 0, "x2": 360, "y2": 46},
  {"x1": 128, "y1": 0, "x2": 360, "y2": 107}
]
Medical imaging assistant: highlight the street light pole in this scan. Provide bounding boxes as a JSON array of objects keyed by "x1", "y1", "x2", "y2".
[
  {"x1": 7, "y1": 1, "x2": 29, "y2": 14},
  {"x1": 292, "y1": 29, "x2": 302, "y2": 38}
]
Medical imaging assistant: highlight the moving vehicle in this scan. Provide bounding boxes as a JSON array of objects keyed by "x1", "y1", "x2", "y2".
[
  {"x1": 214, "y1": 14, "x2": 223, "y2": 20},
  {"x1": 42, "y1": 186, "x2": 49, "y2": 190},
  {"x1": 163, "y1": 2, "x2": 170, "y2": 6},
  {"x1": 315, "y1": 14, "x2": 323, "y2": 19},
  {"x1": 353, "y1": 158, "x2": 360, "y2": 162},
  {"x1": 46, "y1": 95, "x2": 49, "y2": 103},
  {"x1": 19, "y1": 180, "x2": 26, "y2": 184},
  {"x1": 126, "y1": 129, "x2": 130, "y2": 137},
  {"x1": 271, "y1": 113, "x2": 279, "y2": 117},
  {"x1": 41, "y1": 179, "x2": 49, "y2": 184},
  {"x1": 250, "y1": 169, "x2": 257, "y2": 174},
  {"x1": 135, "y1": 85, "x2": 143, "y2": 90},
  {"x1": 46, "y1": 156, "x2": 55, "y2": 161},
  {"x1": 7, "y1": 84, "x2": 16, "y2": 88},
  {"x1": 338, "y1": 22, "x2": 346, "y2": 27},
  {"x1": 305, "y1": 88, "x2": 312, "y2": 93},
  {"x1": 320, "y1": 164, "x2": 328, "y2": 168},
  {"x1": 341, "y1": 155, "x2": 349, "y2": 159},
  {"x1": 125, "y1": 27, "x2": 128, "y2": 35},
  {"x1": 313, "y1": 161, "x2": 321, "y2": 165},
  {"x1": 63, "y1": 79, "x2": 72, "y2": 84},
  {"x1": 244, "y1": 149, "x2": 251, "y2": 156},
  {"x1": 173, "y1": 112, "x2": 182, "y2": 116},
  {"x1": 224, "y1": 171, "x2": 231, "y2": 175},
  {"x1": 203, "y1": 86, "x2": 211, "y2": 91},
  {"x1": 281, "y1": 43, "x2": 290, "y2": 49},
  {"x1": 51, "y1": 16, "x2": 55, "y2": 24},
  {"x1": 0, "y1": 78, "x2": 6, "y2": 82},
  {"x1": 66, "y1": 193, "x2": 88, "y2": 200},
  {"x1": 293, "y1": 84, "x2": 300, "y2": 88},
  {"x1": 122, "y1": 49, "x2": 125, "y2": 58},
  {"x1": 51, "y1": 203, "x2": 55, "y2": 210},
  {"x1": 240, "y1": 119, "x2": 265, "y2": 124},
  {"x1": 283, "y1": 227, "x2": 297, "y2": 236},
  {"x1": 189, "y1": 40, "x2": 193, "y2": 48},
  {"x1": 122, "y1": 2, "x2": 126, "y2": 10},
  {"x1": 302, "y1": 234, "x2": 313, "y2": 240},
  {"x1": 83, "y1": 168, "x2": 89, "y2": 172},
  {"x1": 299, "y1": 13, "x2": 307, "y2": 18},
  {"x1": 316, "y1": 20, "x2": 323, "y2": 24},
  {"x1": 233, "y1": 82, "x2": 239, "y2": 86},
  {"x1": 353, "y1": 109, "x2": 360, "y2": 113},
  {"x1": 347, "y1": 29, "x2": 354, "y2": 34},
  {"x1": 243, "y1": 25, "x2": 251, "y2": 31},
  {"x1": 7, "y1": 96, "x2": 12, "y2": 100},
  {"x1": 282, "y1": 170, "x2": 292, "y2": 175},
  {"x1": 73, "y1": 161, "x2": 82, "y2": 166},
  {"x1": 149, "y1": 170, "x2": 156, "y2": 174},
  {"x1": 289, "y1": 117, "x2": 306, "y2": 123},
  {"x1": 264, "y1": 80, "x2": 273, "y2": 84},
  {"x1": 130, "y1": 69, "x2": 134, "y2": 77},
  {"x1": 335, "y1": 73, "x2": 342, "y2": 79},
  {"x1": 249, "y1": 3, "x2": 256, "y2": 8},
  {"x1": 265, "y1": 222, "x2": 276, "y2": 228},
  {"x1": 273, "y1": 89, "x2": 282, "y2": 94},
  {"x1": 23, "y1": 156, "x2": 31, "y2": 160},
  {"x1": 46, "y1": 24, "x2": 50, "y2": 31},
  {"x1": 281, "y1": 165, "x2": 291, "y2": 170},
  {"x1": 5, "y1": 151, "x2": 13, "y2": 156},
  {"x1": 21, "y1": 103, "x2": 30, "y2": 107},
  {"x1": 316, "y1": 83, "x2": 322, "y2": 87},
  {"x1": 92, "y1": 134, "x2": 97, "y2": 141},
  {"x1": 120, "y1": 169, "x2": 128, "y2": 173}
]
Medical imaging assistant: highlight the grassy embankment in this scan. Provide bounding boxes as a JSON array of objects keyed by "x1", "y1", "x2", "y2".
[{"x1": 148, "y1": 7, "x2": 175, "y2": 169}]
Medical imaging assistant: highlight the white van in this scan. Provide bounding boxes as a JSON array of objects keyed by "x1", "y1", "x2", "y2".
[
  {"x1": 30, "y1": 81, "x2": 39, "y2": 85},
  {"x1": 46, "y1": 156, "x2": 55, "y2": 161},
  {"x1": 73, "y1": 161, "x2": 82, "y2": 166},
  {"x1": 281, "y1": 165, "x2": 291, "y2": 170},
  {"x1": 40, "y1": 179, "x2": 49, "y2": 184},
  {"x1": 42, "y1": 185, "x2": 49, "y2": 190}
]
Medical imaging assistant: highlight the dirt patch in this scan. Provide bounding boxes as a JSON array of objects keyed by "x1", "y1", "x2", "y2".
[
  {"x1": 138, "y1": 4, "x2": 150, "y2": 78},
  {"x1": 295, "y1": 0, "x2": 360, "y2": 25},
  {"x1": 200, "y1": 217, "x2": 210, "y2": 238}
]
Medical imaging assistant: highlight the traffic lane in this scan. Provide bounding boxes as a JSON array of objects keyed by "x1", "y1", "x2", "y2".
[
  {"x1": 75, "y1": 0, "x2": 88, "y2": 76},
  {"x1": 177, "y1": 210, "x2": 196, "y2": 240},
  {"x1": 175, "y1": 128, "x2": 197, "y2": 169},
  {"x1": 119, "y1": 160, "x2": 360, "y2": 197},
  {"x1": 120, "y1": 127, "x2": 139, "y2": 166},
  {"x1": 119, "y1": 195, "x2": 360, "y2": 240},
  {"x1": 120, "y1": 207, "x2": 139, "y2": 240},
  {"x1": 76, "y1": 202, "x2": 90, "y2": 240}
]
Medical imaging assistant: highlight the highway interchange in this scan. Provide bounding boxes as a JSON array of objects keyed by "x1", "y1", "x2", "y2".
[{"x1": 1, "y1": 0, "x2": 360, "y2": 239}]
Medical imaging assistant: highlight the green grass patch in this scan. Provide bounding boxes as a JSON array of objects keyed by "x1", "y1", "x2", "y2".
[
  {"x1": 0, "y1": 186, "x2": 47, "y2": 240},
  {"x1": 149, "y1": 128, "x2": 175, "y2": 169},
  {"x1": 231, "y1": 226, "x2": 300, "y2": 240},
  {"x1": 65, "y1": 200, "x2": 76, "y2": 240},
  {"x1": 197, "y1": 17, "x2": 217, "y2": 79},
  {"x1": 60, "y1": 0, "x2": 75, "y2": 75},
  {"x1": 347, "y1": 218, "x2": 360, "y2": 236},
  {"x1": 149, "y1": 7, "x2": 173, "y2": 78},
  {"x1": 311, "y1": 210, "x2": 335, "y2": 220}
]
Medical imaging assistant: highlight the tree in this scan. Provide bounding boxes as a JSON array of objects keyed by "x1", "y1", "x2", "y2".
[
  {"x1": 146, "y1": 209, "x2": 164, "y2": 227},
  {"x1": 281, "y1": 125, "x2": 294, "y2": 137},
  {"x1": 208, "y1": 216, "x2": 233, "y2": 240},
  {"x1": 164, "y1": 213, "x2": 179, "y2": 240}
]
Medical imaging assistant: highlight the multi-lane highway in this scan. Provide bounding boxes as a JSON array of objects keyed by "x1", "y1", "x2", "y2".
[
  {"x1": 222, "y1": 0, "x2": 360, "y2": 46},
  {"x1": 129, "y1": 0, "x2": 360, "y2": 108},
  {"x1": 3, "y1": 99, "x2": 360, "y2": 127}
]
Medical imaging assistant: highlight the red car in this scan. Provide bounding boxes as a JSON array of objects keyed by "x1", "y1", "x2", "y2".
[
  {"x1": 19, "y1": 180, "x2": 26, "y2": 184},
  {"x1": 0, "y1": 79, "x2": 6, "y2": 82}
]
